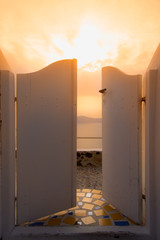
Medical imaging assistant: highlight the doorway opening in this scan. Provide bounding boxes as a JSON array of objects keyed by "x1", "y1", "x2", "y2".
[
  {"x1": 76, "y1": 68, "x2": 103, "y2": 190},
  {"x1": 12, "y1": 60, "x2": 145, "y2": 229},
  {"x1": 17, "y1": 67, "x2": 144, "y2": 228}
]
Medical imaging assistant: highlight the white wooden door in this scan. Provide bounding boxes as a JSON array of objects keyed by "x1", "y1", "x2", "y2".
[
  {"x1": 17, "y1": 59, "x2": 77, "y2": 224},
  {"x1": 102, "y1": 66, "x2": 142, "y2": 224}
]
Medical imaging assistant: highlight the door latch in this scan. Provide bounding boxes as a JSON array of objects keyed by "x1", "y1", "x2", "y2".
[{"x1": 99, "y1": 88, "x2": 107, "y2": 94}]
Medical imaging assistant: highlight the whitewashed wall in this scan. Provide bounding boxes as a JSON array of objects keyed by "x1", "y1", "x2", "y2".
[
  {"x1": 144, "y1": 44, "x2": 160, "y2": 240},
  {"x1": 0, "y1": 50, "x2": 15, "y2": 239},
  {"x1": 1, "y1": 71, "x2": 15, "y2": 238}
]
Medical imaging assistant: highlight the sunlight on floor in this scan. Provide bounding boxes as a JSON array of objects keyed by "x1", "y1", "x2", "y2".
[{"x1": 22, "y1": 189, "x2": 136, "y2": 227}]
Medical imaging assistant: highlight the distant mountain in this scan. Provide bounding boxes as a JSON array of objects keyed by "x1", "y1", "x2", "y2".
[{"x1": 77, "y1": 116, "x2": 102, "y2": 123}]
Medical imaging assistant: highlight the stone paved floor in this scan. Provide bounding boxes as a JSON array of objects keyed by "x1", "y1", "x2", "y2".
[
  {"x1": 22, "y1": 165, "x2": 136, "y2": 227},
  {"x1": 76, "y1": 165, "x2": 102, "y2": 190},
  {"x1": 24, "y1": 189, "x2": 135, "y2": 227}
]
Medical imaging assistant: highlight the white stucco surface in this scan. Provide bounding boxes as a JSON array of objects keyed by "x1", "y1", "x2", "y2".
[
  {"x1": 0, "y1": 70, "x2": 15, "y2": 238},
  {"x1": 144, "y1": 44, "x2": 160, "y2": 240}
]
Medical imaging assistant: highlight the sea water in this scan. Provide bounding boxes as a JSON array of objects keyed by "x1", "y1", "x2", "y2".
[{"x1": 77, "y1": 122, "x2": 102, "y2": 150}]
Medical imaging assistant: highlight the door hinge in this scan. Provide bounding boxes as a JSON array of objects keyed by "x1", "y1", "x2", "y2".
[
  {"x1": 142, "y1": 194, "x2": 146, "y2": 200},
  {"x1": 141, "y1": 97, "x2": 146, "y2": 102},
  {"x1": 15, "y1": 149, "x2": 17, "y2": 158},
  {"x1": 15, "y1": 97, "x2": 17, "y2": 102}
]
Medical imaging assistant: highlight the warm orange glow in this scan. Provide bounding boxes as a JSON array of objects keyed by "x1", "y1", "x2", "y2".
[
  {"x1": 43, "y1": 21, "x2": 126, "y2": 72},
  {"x1": 0, "y1": 0, "x2": 160, "y2": 117},
  {"x1": 78, "y1": 96, "x2": 101, "y2": 118},
  {"x1": 73, "y1": 22, "x2": 126, "y2": 71}
]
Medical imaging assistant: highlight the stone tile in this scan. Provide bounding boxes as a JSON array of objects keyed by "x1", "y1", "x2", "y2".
[
  {"x1": 82, "y1": 189, "x2": 92, "y2": 193},
  {"x1": 77, "y1": 220, "x2": 83, "y2": 225},
  {"x1": 82, "y1": 203, "x2": 94, "y2": 210},
  {"x1": 99, "y1": 218, "x2": 112, "y2": 226},
  {"x1": 94, "y1": 209, "x2": 106, "y2": 216},
  {"x1": 110, "y1": 213, "x2": 124, "y2": 221},
  {"x1": 103, "y1": 204, "x2": 115, "y2": 212},
  {"x1": 78, "y1": 202, "x2": 83, "y2": 206},
  {"x1": 88, "y1": 211, "x2": 93, "y2": 216},
  {"x1": 94, "y1": 200, "x2": 105, "y2": 206},
  {"x1": 75, "y1": 210, "x2": 87, "y2": 216},
  {"x1": 77, "y1": 192, "x2": 85, "y2": 197},
  {"x1": 48, "y1": 218, "x2": 61, "y2": 226},
  {"x1": 86, "y1": 193, "x2": 92, "y2": 198},
  {"x1": 82, "y1": 197, "x2": 93, "y2": 203},
  {"x1": 92, "y1": 194, "x2": 102, "y2": 199},
  {"x1": 92, "y1": 189, "x2": 101, "y2": 194},
  {"x1": 63, "y1": 216, "x2": 77, "y2": 225},
  {"x1": 81, "y1": 216, "x2": 96, "y2": 225},
  {"x1": 114, "y1": 221, "x2": 130, "y2": 226},
  {"x1": 29, "y1": 222, "x2": 44, "y2": 226}
]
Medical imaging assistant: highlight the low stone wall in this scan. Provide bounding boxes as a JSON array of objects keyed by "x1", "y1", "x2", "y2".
[{"x1": 77, "y1": 150, "x2": 102, "y2": 167}]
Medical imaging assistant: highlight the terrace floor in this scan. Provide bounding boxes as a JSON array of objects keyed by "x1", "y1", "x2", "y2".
[
  {"x1": 23, "y1": 164, "x2": 135, "y2": 227},
  {"x1": 25, "y1": 188, "x2": 135, "y2": 227}
]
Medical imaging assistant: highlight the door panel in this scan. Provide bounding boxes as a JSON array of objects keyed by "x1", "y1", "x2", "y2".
[
  {"x1": 17, "y1": 59, "x2": 77, "y2": 224},
  {"x1": 102, "y1": 67, "x2": 142, "y2": 223}
]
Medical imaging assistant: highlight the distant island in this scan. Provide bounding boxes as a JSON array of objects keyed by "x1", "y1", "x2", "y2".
[{"x1": 77, "y1": 116, "x2": 102, "y2": 123}]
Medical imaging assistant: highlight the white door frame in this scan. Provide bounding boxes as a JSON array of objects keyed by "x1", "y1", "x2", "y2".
[{"x1": 1, "y1": 59, "x2": 160, "y2": 239}]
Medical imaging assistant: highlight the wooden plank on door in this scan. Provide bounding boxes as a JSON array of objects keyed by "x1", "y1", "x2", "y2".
[
  {"x1": 17, "y1": 59, "x2": 77, "y2": 224},
  {"x1": 102, "y1": 67, "x2": 142, "y2": 223}
]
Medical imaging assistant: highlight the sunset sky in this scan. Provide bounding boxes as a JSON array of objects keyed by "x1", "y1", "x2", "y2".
[{"x1": 0, "y1": 0, "x2": 160, "y2": 117}]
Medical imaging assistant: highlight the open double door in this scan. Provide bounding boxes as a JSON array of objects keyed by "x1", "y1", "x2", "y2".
[{"x1": 4, "y1": 59, "x2": 142, "y2": 224}]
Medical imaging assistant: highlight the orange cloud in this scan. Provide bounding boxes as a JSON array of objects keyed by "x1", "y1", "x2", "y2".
[
  {"x1": 1, "y1": 0, "x2": 160, "y2": 74},
  {"x1": 1, "y1": 0, "x2": 160, "y2": 118}
]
